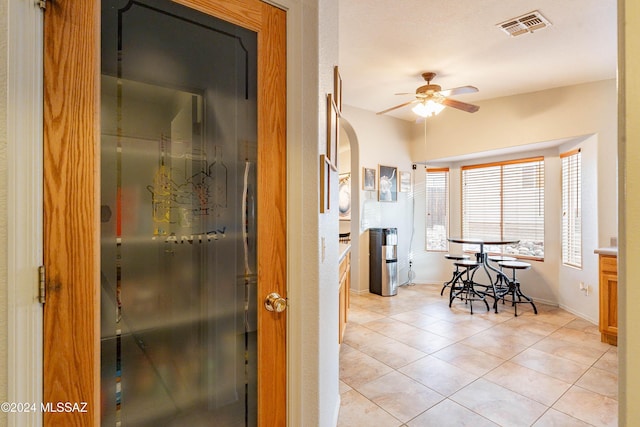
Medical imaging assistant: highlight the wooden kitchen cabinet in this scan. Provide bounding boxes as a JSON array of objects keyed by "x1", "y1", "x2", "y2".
[
  {"x1": 598, "y1": 254, "x2": 618, "y2": 346},
  {"x1": 339, "y1": 251, "x2": 351, "y2": 343}
]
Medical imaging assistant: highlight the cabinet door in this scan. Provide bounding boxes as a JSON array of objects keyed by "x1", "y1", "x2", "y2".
[
  {"x1": 44, "y1": 0, "x2": 286, "y2": 425},
  {"x1": 339, "y1": 253, "x2": 350, "y2": 343},
  {"x1": 339, "y1": 276, "x2": 347, "y2": 343},
  {"x1": 601, "y1": 272, "x2": 618, "y2": 335}
]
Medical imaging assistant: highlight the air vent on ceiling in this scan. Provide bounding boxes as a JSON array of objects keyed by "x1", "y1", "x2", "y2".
[{"x1": 497, "y1": 10, "x2": 552, "y2": 37}]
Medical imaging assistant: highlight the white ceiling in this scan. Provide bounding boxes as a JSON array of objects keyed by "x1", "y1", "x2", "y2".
[{"x1": 338, "y1": 0, "x2": 618, "y2": 122}]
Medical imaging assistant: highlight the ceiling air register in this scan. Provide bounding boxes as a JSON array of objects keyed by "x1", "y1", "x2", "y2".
[{"x1": 497, "y1": 10, "x2": 552, "y2": 37}]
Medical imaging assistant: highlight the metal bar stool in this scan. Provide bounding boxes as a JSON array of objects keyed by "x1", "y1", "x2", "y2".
[
  {"x1": 441, "y1": 254, "x2": 471, "y2": 296},
  {"x1": 487, "y1": 255, "x2": 517, "y2": 293},
  {"x1": 497, "y1": 260, "x2": 538, "y2": 316},
  {"x1": 448, "y1": 259, "x2": 489, "y2": 314}
]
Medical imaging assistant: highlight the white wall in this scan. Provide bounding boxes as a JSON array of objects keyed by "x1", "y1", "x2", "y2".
[
  {"x1": 285, "y1": 0, "x2": 344, "y2": 424},
  {"x1": 0, "y1": 1, "x2": 8, "y2": 425},
  {"x1": 340, "y1": 105, "x2": 414, "y2": 293},
  {"x1": 2, "y1": 2, "x2": 45, "y2": 426},
  {"x1": 315, "y1": 0, "x2": 341, "y2": 425},
  {"x1": 557, "y1": 135, "x2": 600, "y2": 322}
]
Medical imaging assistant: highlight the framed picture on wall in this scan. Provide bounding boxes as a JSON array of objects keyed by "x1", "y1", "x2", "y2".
[
  {"x1": 378, "y1": 165, "x2": 398, "y2": 202},
  {"x1": 338, "y1": 173, "x2": 351, "y2": 219},
  {"x1": 399, "y1": 171, "x2": 412, "y2": 192},
  {"x1": 334, "y1": 66, "x2": 342, "y2": 112},
  {"x1": 320, "y1": 154, "x2": 331, "y2": 213},
  {"x1": 326, "y1": 93, "x2": 339, "y2": 171},
  {"x1": 363, "y1": 167, "x2": 376, "y2": 191}
]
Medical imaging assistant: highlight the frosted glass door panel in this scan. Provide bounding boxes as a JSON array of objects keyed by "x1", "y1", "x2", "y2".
[{"x1": 100, "y1": 1, "x2": 258, "y2": 425}]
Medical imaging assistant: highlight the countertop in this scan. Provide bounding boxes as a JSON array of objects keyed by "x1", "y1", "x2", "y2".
[
  {"x1": 339, "y1": 242, "x2": 351, "y2": 261},
  {"x1": 594, "y1": 247, "x2": 618, "y2": 256}
]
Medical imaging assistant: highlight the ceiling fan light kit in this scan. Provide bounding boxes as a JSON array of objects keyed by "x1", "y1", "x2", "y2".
[
  {"x1": 377, "y1": 71, "x2": 480, "y2": 118},
  {"x1": 412, "y1": 99, "x2": 445, "y2": 117}
]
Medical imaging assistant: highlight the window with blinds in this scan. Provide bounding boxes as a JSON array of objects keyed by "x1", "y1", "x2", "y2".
[
  {"x1": 462, "y1": 157, "x2": 545, "y2": 258},
  {"x1": 426, "y1": 168, "x2": 449, "y2": 251},
  {"x1": 562, "y1": 149, "x2": 582, "y2": 268}
]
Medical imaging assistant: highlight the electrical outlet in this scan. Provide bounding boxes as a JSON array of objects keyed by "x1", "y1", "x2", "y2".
[{"x1": 579, "y1": 282, "x2": 591, "y2": 296}]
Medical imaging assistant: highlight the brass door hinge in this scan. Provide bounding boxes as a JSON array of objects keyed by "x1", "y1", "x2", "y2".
[
  {"x1": 38, "y1": 0, "x2": 47, "y2": 11},
  {"x1": 38, "y1": 265, "x2": 46, "y2": 304}
]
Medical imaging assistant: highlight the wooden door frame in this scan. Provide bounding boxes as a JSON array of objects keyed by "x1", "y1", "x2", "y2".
[
  {"x1": 43, "y1": 1, "x2": 100, "y2": 424},
  {"x1": 43, "y1": 1, "x2": 286, "y2": 425}
]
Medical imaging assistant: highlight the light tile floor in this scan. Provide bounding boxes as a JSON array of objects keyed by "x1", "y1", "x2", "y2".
[{"x1": 338, "y1": 283, "x2": 618, "y2": 427}]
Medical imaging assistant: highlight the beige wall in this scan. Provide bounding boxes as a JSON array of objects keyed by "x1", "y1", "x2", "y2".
[
  {"x1": 620, "y1": 0, "x2": 639, "y2": 424},
  {"x1": 0, "y1": 0, "x2": 8, "y2": 424}
]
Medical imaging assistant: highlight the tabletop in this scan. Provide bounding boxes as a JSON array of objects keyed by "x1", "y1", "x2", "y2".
[{"x1": 447, "y1": 237, "x2": 520, "y2": 246}]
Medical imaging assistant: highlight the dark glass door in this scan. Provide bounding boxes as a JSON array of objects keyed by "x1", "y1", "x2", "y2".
[{"x1": 100, "y1": 1, "x2": 258, "y2": 425}]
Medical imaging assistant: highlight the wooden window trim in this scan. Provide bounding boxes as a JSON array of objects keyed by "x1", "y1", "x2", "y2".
[
  {"x1": 560, "y1": 148, "x2": 582, "y2": 158},
  {"x1": 461, "y1": 156, "x2": 545, "y2": 171}
]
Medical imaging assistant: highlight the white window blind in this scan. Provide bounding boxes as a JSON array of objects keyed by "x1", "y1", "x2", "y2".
[
  {"x1": 562, "y1": 149, "x2": 582, "y2": 268},
  {"x1": 462, "y1": 157, "x2": 545, "y2": 258},
  {"x1": 426, "y1": 168, "x2": 449, "y2": 251}
]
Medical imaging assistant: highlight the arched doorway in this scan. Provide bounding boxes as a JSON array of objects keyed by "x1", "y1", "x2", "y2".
[{"x1": 338, "y1": 118, "x2": 361, "y2": 294}]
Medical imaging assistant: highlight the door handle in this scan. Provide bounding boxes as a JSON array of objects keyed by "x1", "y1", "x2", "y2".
[{"x1": 264, "y1": 292, "x2": 287, "y2": 312}]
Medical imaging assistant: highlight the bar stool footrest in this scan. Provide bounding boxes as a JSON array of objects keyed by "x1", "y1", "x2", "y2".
[{"x1": 497, "y1": 261, "x2": 538, "y2": 316}]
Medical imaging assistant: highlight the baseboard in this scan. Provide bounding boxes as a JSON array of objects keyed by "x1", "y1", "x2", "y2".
[
  {"x1": 557, "y1": 303, "x2": 598, "y2": 325},
  {"x1": 531, "y1": 297, "x2": 559, "y2": 307},
  {"x1": 350, "y1": 284, "x2": 600, "y2": 324}
]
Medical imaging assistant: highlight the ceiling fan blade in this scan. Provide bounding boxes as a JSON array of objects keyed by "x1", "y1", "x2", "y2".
[
  {"x1": 439, "y1": 85, "x2": 479, "y2": 97},
  {"x1": 442, "y1": 97, "x2": 480, "y2": 113},
  {"x1": 394, "y1": 92, "x2": 413, "y2": 96},
  {"x1": 376, "y1": 99, "x2": 418, "y2": 115}
]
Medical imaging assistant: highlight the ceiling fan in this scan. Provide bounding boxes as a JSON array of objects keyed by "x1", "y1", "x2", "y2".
[{"x1": 377, "y1": 72, "x2": 480, "y2": 118}]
